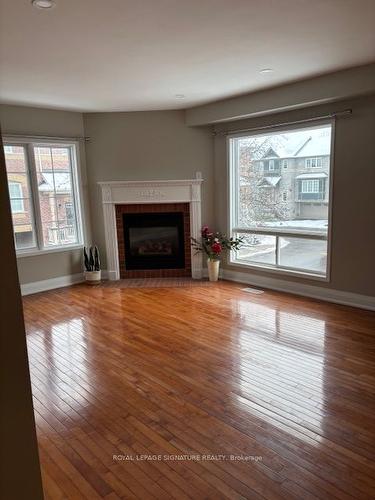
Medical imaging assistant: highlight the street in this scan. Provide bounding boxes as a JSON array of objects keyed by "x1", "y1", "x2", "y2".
[{"x1": 238, "y1": 238, "x2": 327, "y2": 273}]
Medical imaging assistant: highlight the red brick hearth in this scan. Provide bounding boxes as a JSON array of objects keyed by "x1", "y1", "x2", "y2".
[{"x1": 115, "y1": 203, "x2": 191, "y2": 279}]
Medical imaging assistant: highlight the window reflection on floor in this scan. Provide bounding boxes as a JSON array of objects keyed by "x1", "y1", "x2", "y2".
[
  {"x1": 28, "y1": 318, "x2": 90, "y2": 418},
  {"x1": 232, "y1": 299, "x2": 326, "y2": 442}
]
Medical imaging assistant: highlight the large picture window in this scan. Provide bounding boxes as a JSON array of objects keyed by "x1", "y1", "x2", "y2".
[
  {"x1": 229, "y1": 122, "x2": 333, "y2": 277},
  {"x1": 3, "y1": 140, "x2": 84, "y2": 254}
]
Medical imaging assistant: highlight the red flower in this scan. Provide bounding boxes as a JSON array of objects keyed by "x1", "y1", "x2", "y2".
[
  {"x1": 201, "y1": 225, "x2": 211, "y2": 237},
  {"x1": 211, "y1": 242, "x2": 222, "y2": 254}
]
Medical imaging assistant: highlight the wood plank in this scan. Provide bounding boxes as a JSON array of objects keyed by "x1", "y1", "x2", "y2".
[{"x1": 23, "y1": 281, "x2": 375, "y2": 499}]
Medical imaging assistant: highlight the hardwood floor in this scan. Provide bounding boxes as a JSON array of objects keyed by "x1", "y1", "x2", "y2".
[{"x1": 23, "y1": 281, "x2": 375, "y2": 499}]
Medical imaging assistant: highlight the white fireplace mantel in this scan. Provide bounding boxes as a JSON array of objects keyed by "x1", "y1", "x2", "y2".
[{"x1": 98, "y1": 173, "x2": 203, "y2": 280}]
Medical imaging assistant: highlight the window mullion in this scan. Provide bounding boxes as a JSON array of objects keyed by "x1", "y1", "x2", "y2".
[
  {"x1": 276, "y1": 235, "x2": 280, "y2": 266},
  {"x1": 27, "y1": 143, "x2": 45, "y2": 250},
  {"x1": 229, "y1": 138, "x2": 239, "y2": 231},
  {"x1": 68, "y1": 146, "x2": 83, "y2": 245},
  {"x1": 234, "y1": 140, "x2": 240, "y2": 229},
  {"x1": 49, "y1": 148, "x2": 62, "y2": 246},
  {"x1": 232, "y1": 227, "x2": 327, "y2": 240}
]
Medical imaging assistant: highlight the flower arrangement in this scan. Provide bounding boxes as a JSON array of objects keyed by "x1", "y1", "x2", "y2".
[{"x1": 191, "y1": 226, "x2": 243, "y2": 261}]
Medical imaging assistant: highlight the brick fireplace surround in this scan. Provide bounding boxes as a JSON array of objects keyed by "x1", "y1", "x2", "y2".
[
  {"x1": 115, "y1": 202, "x2": 191, "y2": 279},
  {"x1": 99, "y1": 175, "x2": 203, "y2": 280}
]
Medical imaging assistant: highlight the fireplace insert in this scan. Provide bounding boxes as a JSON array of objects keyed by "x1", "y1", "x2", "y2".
[{"x1": 123, "y1": 212, "x2": 185, "y2": 270}]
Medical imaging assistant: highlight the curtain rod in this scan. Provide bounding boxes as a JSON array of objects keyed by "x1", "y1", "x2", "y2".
[
  {"x1": 213, "y1": 109, "x2": 352, "y2": 136},
  {"x1": 2, "y1": 132, "x2": 90, "y2": 142}
]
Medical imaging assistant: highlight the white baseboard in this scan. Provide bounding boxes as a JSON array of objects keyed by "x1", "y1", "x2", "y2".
[
  {"x1": 218, "y1": 268, "x2": 375, "y2": 311},
  {"x1": 20, "y1": 273, "x2": 85, "y2": 296},
  {"x1": 21, "y1": 270, "x2": 110, "y2": 296},
  {"x1": 106, "y1": 270, "x2": 118, "y2": 280},
  {"x1": 21, "y1": 268, "x2": 375, "y2": 311}
]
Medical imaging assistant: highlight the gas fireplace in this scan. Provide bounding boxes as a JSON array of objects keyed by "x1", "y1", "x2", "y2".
[
  {"x1": 115, "y1": 202, "x2": 192, "y2": 278},
  {"x1": 123, "y1": 212, "x2": 185, "y2": 270},
  {"x1": 99, "y1": 176, "x2": 203, "y2": 280}
]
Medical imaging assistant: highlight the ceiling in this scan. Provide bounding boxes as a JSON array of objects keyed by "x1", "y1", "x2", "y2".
[{"x1": 0, "y1": 0, "x2": 374, "y2": 112}]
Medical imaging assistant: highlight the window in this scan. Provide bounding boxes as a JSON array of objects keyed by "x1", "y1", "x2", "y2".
[
  {"x1": 297, "y1": 176, "x2": 326, "y2": 201},
  {"x1": 65, "y1": 202, "x2": 74, "y2": 224},
  {"x1": 4, "y1": 140, "x2": 84, "y2": 253},
  {"x1": 282, "y1": 159, "x2": 288, "y2": 169},
  {"x1": 268, "y1": 159, "x2": 275, "y2": 171},
  {"x1": 301, "y1": 179, "x2": 320, "y2": 193},
  {"x1": 229, "y1": 123, "x2": 333, "y2": 278},
  {"x1": 306, "y1": 157, "x2": 323, "y2": 168},
  {"x1": 9, "y1": 182, "x2": 25, "y2": 213}
]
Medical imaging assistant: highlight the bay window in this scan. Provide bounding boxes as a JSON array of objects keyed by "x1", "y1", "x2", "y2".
[
  {"x1": 3, "y1": 139, "x2": 84, "y2": 255},
  {"x1": 301, "y1": 179, "x2": 320, "y2": 193},
  {"x1": 229, "y1": 122, "x2": 333, "y2": 278}
]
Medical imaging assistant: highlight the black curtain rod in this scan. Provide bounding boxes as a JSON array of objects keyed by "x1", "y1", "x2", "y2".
[{"x1": 213, "y1": 109, "x2": 352, "y2": 136}]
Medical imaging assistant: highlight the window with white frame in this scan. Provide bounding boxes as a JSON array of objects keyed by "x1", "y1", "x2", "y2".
[
  {"x1": 301, "y1": 179, "x2": 320, "y2": 193},
  {"x1": 3, "y1": 140, "x2": 84, "y2": 253},
  {"x1": 282, "y1": 159, "x2": 288, "y2": 169},
  {"x1": 306, "y1": 157, "x2": 323, "y2": 168},
  {"x1": 229, "y1": 123, "x2": 333, "y2": 277},
  {"x1": 9, "y1": 182, "x2": 25, "y2": 213}
]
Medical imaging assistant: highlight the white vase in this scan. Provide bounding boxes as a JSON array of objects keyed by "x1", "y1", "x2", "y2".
[
  {"x1": 84, "y1": 270, "x2": 101, "y2": 284},
  {"x1": 207, "y1": 259, "x2": 220, "y2": 282}
]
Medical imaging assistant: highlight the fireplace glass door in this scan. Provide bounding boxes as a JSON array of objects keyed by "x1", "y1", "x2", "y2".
[{"x1": 123, "y1": 212, "x2": 185, "y2": 270}]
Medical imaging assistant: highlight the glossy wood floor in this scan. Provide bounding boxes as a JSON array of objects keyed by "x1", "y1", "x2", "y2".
[{"x1": 23, "y1": 281, "x2": 375, "y2": 500}]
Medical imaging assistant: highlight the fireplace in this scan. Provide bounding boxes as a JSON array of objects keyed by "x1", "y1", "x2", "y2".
[
  {"x1": 115, "y1": 203, "x2": 192, "y2": 278},
  {"x1": 123, "y1": 212, "x2": 185, "y2": 270},
  {"x1": 99, "y1": 176, "x2": 203, "y2": 280}
]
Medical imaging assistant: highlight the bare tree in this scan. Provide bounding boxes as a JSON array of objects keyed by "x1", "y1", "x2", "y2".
[{"x1": 238, "y1": 136, "x2": 289, "y2": 227}]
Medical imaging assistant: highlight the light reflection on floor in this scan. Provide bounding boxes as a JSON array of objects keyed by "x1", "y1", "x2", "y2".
[
  {"x1": 22, "y1": 283, "x2": 375, "y2": 499},
  {"x1": 28, "y1": 318, "x2": 92, "y2": 418},
  {"x1": 231, "y1": 298, "x2": 326, "y2": 443}
]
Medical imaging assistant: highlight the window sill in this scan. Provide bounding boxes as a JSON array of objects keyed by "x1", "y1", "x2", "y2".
[
  {"x1": 228, "y1": 259, "x2": 330, "y2": 282},
  {"x1": 16, "y1": 244, "x2": 84, "y2": 259}
]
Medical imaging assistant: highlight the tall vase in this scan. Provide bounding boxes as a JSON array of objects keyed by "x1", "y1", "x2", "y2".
[{"x1": 207, "y1": 259, "x2": 220, "y2": 282}]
